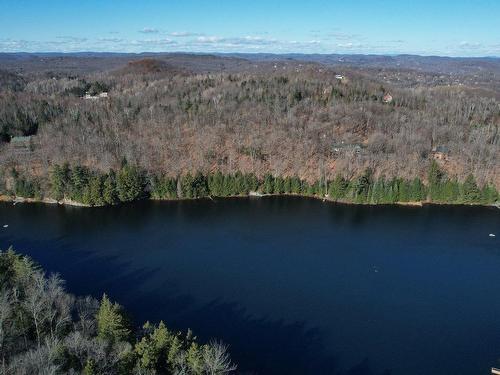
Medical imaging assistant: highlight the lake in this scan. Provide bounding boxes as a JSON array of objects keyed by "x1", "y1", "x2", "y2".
[{"x1": 0, "y1": 197, "x2": 499, "y2": 374}]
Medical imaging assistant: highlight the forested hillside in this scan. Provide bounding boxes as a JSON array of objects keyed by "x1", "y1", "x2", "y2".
[
  {"x1": 0, "y1": 248, "x2": 237, "y2": 375},
  {"x1": 0, "y1": 54, "x2": 498, "y2": 205}
]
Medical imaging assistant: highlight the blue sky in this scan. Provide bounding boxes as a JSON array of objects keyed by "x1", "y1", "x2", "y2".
[{"x1": 0, "y1": 0, "x2": 499, "y2": 56}]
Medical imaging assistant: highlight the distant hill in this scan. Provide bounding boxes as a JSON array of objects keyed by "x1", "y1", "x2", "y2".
[
  {"x1": 113, "y1": 58, "x2": 189, "y2": 76},
  {"x1": 223, "y1": 53, "x2": 500, "y2": 75},
  {"x1": 1, "y1": 52, "x2": 499, "y2": 77}
]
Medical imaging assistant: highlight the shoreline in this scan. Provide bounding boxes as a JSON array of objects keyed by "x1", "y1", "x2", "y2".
[
  {"x1": 2, "y1": 193, "x2": 498, "y2": 209},
  {"x1": 0, "y1": 195, "x2": 91, "y2": 207}
]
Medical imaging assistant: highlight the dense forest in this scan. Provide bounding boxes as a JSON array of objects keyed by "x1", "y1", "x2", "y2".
[
  {"x1": 2, "y1": 159, "x2": 498, "y2": 206},
  {"x1": 0, "y1": 54, "x2": 499, "y2": 206},
  {"x1": 0, "y1": 248, "x2": 237, "y2": 375}
]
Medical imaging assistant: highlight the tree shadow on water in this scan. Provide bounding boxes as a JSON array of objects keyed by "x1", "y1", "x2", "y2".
[
  {"x1": 128, "y1": 286, "x2": 392, "y2": 375},
  {"x1": 72, "y1": 263, "x2": 393, "y2": 375}
]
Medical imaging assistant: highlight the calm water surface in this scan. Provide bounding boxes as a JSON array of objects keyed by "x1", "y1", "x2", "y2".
[{"x1": 0, "y1": 198, "x2": 499, "y2": 374}]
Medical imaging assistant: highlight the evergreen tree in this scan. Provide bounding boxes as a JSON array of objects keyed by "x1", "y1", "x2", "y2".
[
  {"x1": 461, "y1": 174, "x2": 480, "y2": 203},
  {"x1": 480, "y1": 184, "x2": 499, "y2": 204},
  {"x1": 82, "y1": 359, "x2": 96, "y2": 375},
  {"x1": 385, "y1": 179, "x2": 397, "y2": 204},
  {"x1": 351, "y1": 170, "x2": 372, "y2": 203},
  {"x1": 305, "y1": 181, "x2": 314, "y2": 196},
  {"x1": 290, "y1": 176, "x2": 302, "y2": 194},
  {"x1": 328, "y1": 174, "x2": 348, "y2": 200},
  {"x1": 273, "y1": 176, "x2": 284, "y2": 194},
  {"x1": 50, "y1": 163, "x2": 69, "y2": 200},
  {"x1": 263, "y1": 174, "x2": 274, "y2": 194},
  {"x1": 370, "y1": 177, "x2": 385, "y2": 204},
  {"x1": 88, "y1": 175, "x2": 105, "y2": 206},
  {"x1": 103, "y1": 172, "x2": 118, "y2": 205},
  {"x1": 284, "y1": 176, "x2": 292, "y2": 194},
  {"x1": 186, "y1": 342, "x2": 204, "y2": 375},
  {"x1": 398, "y1": 179, "x2": 410, "y2": 202},
  {"x1": 244, "y1": 173, "x2": 259, "y2": 193},
  {"x1": 409, "y1": 177, "x2": 425, "y2": 202},
  {"x1": 180, "y1": 174, "x2": 195, "y2": 198},
  {"x1": 443, "y1": 179, "x2": 460, "y2": 203},
  {"x1": 69, "y1": 166, "x2": 89, "y2": 202},
  {"x1": 116, "y1": 165, "x2": 146, "y2": 202},
  {"x1": 233, "y1": 171, "x2": 245, "y2": 195},
  {"x1": 96, "y1": 294, "x2": 131, "y2": 343},
  {"x1": 135, "y1": 321, "x2": 172, "y2": 372},
  {"x1": 428, "y1": 160, "x2": 444, "y2": 202},
  {"x1": 223, "y1": 174, "x2": 236, "y2": 196},
  {"x1": 192, "y1": 172, "x2": 208, "y2": 198},
  {"x1": 208, "y1": 171, "x2": 224, "y2": 196}
]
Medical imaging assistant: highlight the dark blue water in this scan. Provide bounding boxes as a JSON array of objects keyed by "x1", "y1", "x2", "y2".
[{"x1": 0, "y1": 198, "x2": 499, "y2": 374}]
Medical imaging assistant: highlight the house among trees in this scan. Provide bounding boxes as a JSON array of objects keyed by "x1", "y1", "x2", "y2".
[
  {"x1": 382, "y1": 93, "x2": 393, "y2": 103},
  {"x1": 431, "y1": 145, "x2": 450, "y2": 161},
  {"x1": 332, "y1": 141, "x2": 363, "y2": 155},
  {"x1": 84, "y1": 92, "x2": 109, "y2": 100},
  {"x1": 335, "y1": 74, "x2": 344, "y2": 80},
  {"x1": 10, "y1": 135, "x2": 33, "y2": 153}
]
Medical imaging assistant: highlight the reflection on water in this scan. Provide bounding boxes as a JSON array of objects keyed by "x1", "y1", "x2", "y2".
[{"x1": 0, "y1": 198, "x2": 499, "y2": 374}]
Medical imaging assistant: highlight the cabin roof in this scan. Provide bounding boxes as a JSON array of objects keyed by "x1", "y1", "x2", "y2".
[
  {"x1": 10, "y1": 136, "x2": 32, "y2": 143},
  {"x1": 433, "y1": 145, "x2": 450, "y2": 153}
]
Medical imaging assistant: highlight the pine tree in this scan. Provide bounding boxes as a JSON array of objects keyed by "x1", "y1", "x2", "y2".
[
  {"x1": 50, "y1": 164, "x2": 67, "y2": 200},
  {"x1": 263, "y1": 174, "x2": 274, "y2": 194},
  {"x1": 351, "y1": 170, "x2": 372, "y2": 203},
  {"x1": 328, "y1": 174, "x2": 348, "y2": 200},
  {"x1": 96, "y1": 294, "x2": 131, "y2": 343},
  {"x1": 208, "y1": 172, "x2": 224, "y2": 196},
  {"x1": 234, "y1": 171, "x2": 245, "y2": 195},
  {"x1": 135, "y1": 321, "x2": 172, "y2": 372},
  {"x1": 103, "y1": 172, "x2": 118, "y2": 205},
  {"x1": 223, "y1": 174, "x2": 235, "y2": 196},
  {"x1": 461, "y1": 174, "x2": 480, "y2": 203},
  {"x1": 82, "y1": 359, "x2": 96, "y2": 375},
  {"x1": 89, "y1": 175, "x2": 104, "y2": 206},
  {"x1": 398, "y1": 179, "x2": 410, "y2": 202},
  {"x1": 409, "y1": 177, "x2": 425, "y2": 202},
  {"x1": 273, "y1": 176, "x2": 284, "y2": 194},
  {"x1": 284, "y1": 177, "x2": 292, "y2": 194},
  {"x1": 290, "y1": 176, "x2": 302, "y2": 194},
  {"x1": 370, "y1": 177, "x2": 385, "y2": 204},
  {"x1": 480, "y1": 184, "x2": 499, "y2": 204},
  {"x1": 69, "y1": 166, "x2": 89, "y2": 202},
  {"x1": 307, "y1": 181, "x2": 320, "y2": 196},
  {"x1": 192, "y1": 172, "x2": 208, "y2": 198},
  {"x1": 244, "y1": 173, "x2": 259, "y2": 193},
  {"x1": 428, "y1": 160, "x2": 444, "y2": 202},
  {"x1": 443, "y1": 179, "x2": 460, "y2": 203},
  {"x1": 116, "y1": 165, "x2": 145, "y2": 202},
  {"x1": 186, "y1": 342, "x2": 204, "y2": 375},
  {"x1": 180, "y1": 174, "x2": 195, "y2": 198}
]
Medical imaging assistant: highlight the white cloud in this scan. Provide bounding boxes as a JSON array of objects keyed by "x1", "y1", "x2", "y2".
[
  {"x1": 56, "y1": 36, "x2": 88, "y2": 43},
  {"x1": 196, "y1": 36, "x2": 222, "y2": 44},
  {"x1": 0, "y1": 33, "x2": 497, "y2": 56},
  {"x1": 459, "y1": 41, "x2": 482, "y2": 50},
  {"x1": 139, "y1": 28, "x2": 159, "y2": 34},
  {"x1": 328, "y1": 32, "x2": 361, "y2": 41},
  {"x1": 97, "y1": 37, "x2": 123, "y2": 43},
  {"x1": 336, "y1": 42, "x2": 360, "y2": 48},
  {"x1": 169, "y1": 31, "x2": 201, "y2": 37},
  {"x1": 127, "y1": 38, "x2": 177, "y2": 48}
]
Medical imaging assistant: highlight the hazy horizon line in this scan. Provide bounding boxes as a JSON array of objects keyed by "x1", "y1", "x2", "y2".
[{"x1": 1, "y1": 51, "x2": 499, "y2": 59}]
